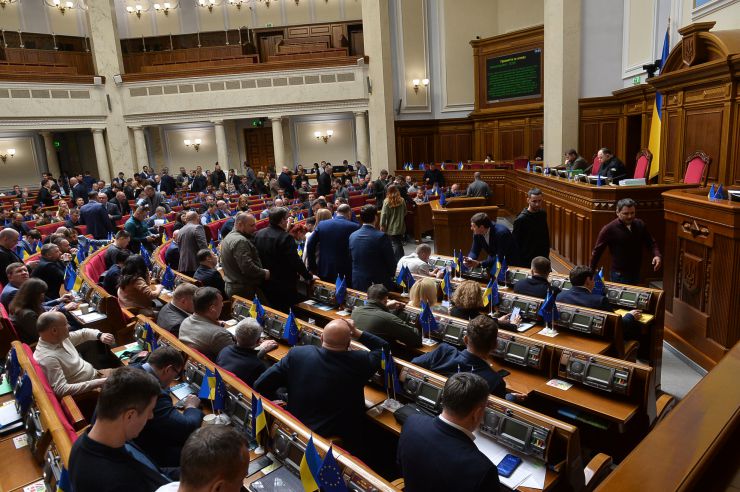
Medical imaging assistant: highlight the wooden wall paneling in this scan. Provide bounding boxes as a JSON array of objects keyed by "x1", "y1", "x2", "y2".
[
  {"x1": 530, "y1": 122, "x2": 543, "y2": 159},
  {"x1": 682, "y1": 108, "x2": 724, "y2": 183},
  {"x1": 663, "y1": 111, "x2": 682, "y2": 182},
  {"x1": 580, "y1": 121, "x2": 601, "y2": 161}
]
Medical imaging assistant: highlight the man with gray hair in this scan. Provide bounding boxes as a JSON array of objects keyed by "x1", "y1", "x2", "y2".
[
  {"x1": 216, "y1": 318, "x2": 278, "y2": 386},
  {"x1": 157, "y1": 283, "x2": 197, "y2": 336},
  {"x1": 465, "y1": 171, "x2": 491, "y2": 198},
  {"x1": 219, "y1": 212, "x2": 270, "y2": 300},
  {"x1": 397, "y1": 243, "x2": 443, "y2": 278},
  {"x1": 305, "y1": 202, "x2": 359, "y2": 282}
]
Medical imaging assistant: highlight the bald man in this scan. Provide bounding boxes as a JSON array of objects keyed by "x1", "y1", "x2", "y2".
[
  {"x1": 219, "y1": 212, "x2": 270, "y2": 300},
  {"x1": 254, "y1": 318, "x2": 387, "y2": 454}
]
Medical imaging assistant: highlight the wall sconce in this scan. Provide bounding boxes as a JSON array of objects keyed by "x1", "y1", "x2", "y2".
[
  {"x1": 154, "y1": 2, "x2": 171, "y2": 14},
  {"x1": 0, "y1": 148, "x2": 16, "y2": 163},
  {"x1": 228, "y1": 0, "x2": 244, "y2": 8},
  {"x1": 314, "y1": 130, "x2": 333, "y2": 144},
  {"x1": 0, "y1": 0, "x2": 19, "y2": 9},
  {"x1": 412, "y1": 78, "x2": 430, "y2": 94},
  {"x1": 184, "y1": 139, "x2": 202, "y2": 151},
  {"x1": 126, "y1": 4, "x2": 144, "y2": 17},
  {"x1": 52, "y1": 0, "x2": 74, "y2": 14},
  {"x1": 198, "y1": 0, "x2": 216, "y2": 12}
]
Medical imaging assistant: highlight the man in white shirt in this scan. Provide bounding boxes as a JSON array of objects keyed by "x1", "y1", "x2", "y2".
[
  {"x1": 33, "y1": 311, "x2": 116, "y2": 397},
  {"x1": 397, "y1": 243, "x2": 443, "y2": 278}
]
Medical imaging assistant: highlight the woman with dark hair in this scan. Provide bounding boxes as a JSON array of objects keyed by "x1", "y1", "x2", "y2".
[
  {"x1": 9, "y1": 278, "x2": 78, "y2": 344},
  {"x1": 380, "y1": 184, "x2": 407, "y2": 263},
  {"x1": 449, "y1": 280, "x2": 521, "y2": 330},
  {"x1": 173, "y1": 211, "x2": 187, "y2": 232},
  {"x1": 117, "y1": 254, "x2": 162, "y2": 317}
]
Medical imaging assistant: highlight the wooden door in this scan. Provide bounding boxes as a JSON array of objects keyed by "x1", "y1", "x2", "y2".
[
  {"x1": 349, "y1": 31, "x2": 364, "y2": 56},
  {"x1": 243, "y1": 127, "x2": 275, "y2": 175}
]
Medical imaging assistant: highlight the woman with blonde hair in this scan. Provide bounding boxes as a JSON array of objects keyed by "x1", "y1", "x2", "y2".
[
  {"x1": 450, "y1": 279, "x2": 521, "y2": 329},
  {"x1": 237, "y1": 194, "x2": 250, "y2": 212},
  {"x1": 56, "y1": 200, "x2": 71, "y2": 222},
  {"x1": 408, "y1": 277, "x2": 439, "y2": 309},
  {"x1": 380, "y1": 184, "x2": 407, "y2": 262}
]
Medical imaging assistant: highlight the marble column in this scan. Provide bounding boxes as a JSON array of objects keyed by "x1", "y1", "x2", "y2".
[
  {"x1": 354, "y1": 111, "x2": 369, "y2": 166},
  {"x1": 213, "y1": 120, "x2": 229, "y2": 170},
  {"x1": 86, "y1": 0, "x2": 135, "y2": 176},
  {"x1": 543, "y1": 0, "x2": 581, "y2": 166},
  {"x1": 270, "y1": 117, "x2": 285, "y2": 168},
  {"x1": 363, "y1": 0, "x2": 396, "y2": 174},
  {"x1": 132, "y1": 126, "x2": 149, "y2": 173},
  {"x1": 40, "y1": 131, "x2": 61, "y2": 178},
  {"x1": 91, "y1": 129, "x2": 112, "y2": 183}
]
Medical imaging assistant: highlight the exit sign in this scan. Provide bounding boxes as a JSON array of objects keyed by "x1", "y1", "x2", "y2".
[{"x1": 632, "y1": 75, "x2": 641, "y2": 85}]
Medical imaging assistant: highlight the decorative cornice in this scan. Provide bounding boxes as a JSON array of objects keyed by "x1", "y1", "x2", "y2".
[{"x1": 1, "y1": 117, "x2": 108, "y2": 130}]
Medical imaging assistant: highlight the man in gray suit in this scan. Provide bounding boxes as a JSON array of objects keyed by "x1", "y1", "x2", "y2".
[
  {"x1": 142, "y1": 185, "x2": 171, "y2": 212},
  {"x1": 179, "y1": 287, "x2": 234, "y2": 360},
  {"x1": 176, "y1": 211, "x2": 207, "y2": 277},
  {"x1": 466, "y1": 172, "x2": 491, "y2": 198},
  {"x1": 219, "y1": 212, "x2": 270, "y2": 301}
]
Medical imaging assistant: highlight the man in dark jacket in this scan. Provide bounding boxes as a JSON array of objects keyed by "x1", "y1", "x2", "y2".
[
  {"x1": 0, "y1": 229, "x2": 23, "y2": 285},
  {"x1": 37, "y1": 179, "x2": 56, "y2": 207},
  {"x1": 351, "y1": 284, "x2": 421, "y2": 349},
  {"x1": 397, "y1": 373, "x2": 500, "y2": 492},
  {"x1": 31, "y1": 244, "x2": 67, "y2": 299},
  {"x1": 131, "y1": 347, "x2": 203, "y2": 468},
  {"x1": 254, "y1": 207, "x2": 315, "y2": 312},
  {"x1": 277, "y1": 167, "x2": 295, "y2": 199},
  {"x1": 80, "y1": 192, "x2": 115, "y2": 240},
  {"x1": 305, "y1": 204, "x2": 360, "y2": 282},
  {"x1": 156, "y1": 283, "x2": 196, "y2": 336},
  {"x1": 512, "y1": 188, "x2": 550, "y2": 267},
  {"x1": 159, "y1": 171, "x2": 177, "y2": 195},
  {"x1": 316, "y1": 163, "x2": 333, "y2": 196},
  {"x1": 70, "y1": 177, "x2": 89, "y2": 204},
  {"x1": 98, "y1": 192, "x2": 122, "y2": 230},
  {"x1": 255, "y1": 319, "x2": 387, "y2": 455},
  {"x1": 422, "y1": 162, "x2": 445, "y2": 187},
  {"x1": 193, "y1": 249, "x2": 226, "y2": 297},
  {"x1": 513, "y1": 256, "x2": 560, "y2": 300},
  {"x1": 596, "y1": 147, "x2": 628, "y2": 183},
  {"x1": 348, "y1": 205, "x2": 396, "y2": 291},
  {"x1": 111, "y1": 191, "x2": 132, "y2": 217},
  {"x1": 216, "y1": 318, "x2": 278, "y2": 386},
  {"x1": 209, "y1": 163, "x2": 227, "y2": 189}
]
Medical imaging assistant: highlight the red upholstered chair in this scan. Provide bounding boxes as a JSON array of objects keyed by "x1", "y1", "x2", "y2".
[
  {"x1": 513, "y1": 157, "x2": 530, "y2": 170},
  {"x1": 633, "y1": 149, "x2": 653, "y2": 180},
  {"x1": 36, "y1": 222, "x2": 62, "y2": 238},
  {"x1": 591, "y1": 154, "x2": 602, "y2": 175},
  {"x1": 77, "y1": 225, "x2": 87, "y2": 235},
  {"x1": 683, "y1": 151, "x2": 711, "y2": 186},
  {"x1": 159, "y1": 242, "x2": 170, "y2": 263},
  {"x1": 256, "y1": 218, "x2": 269, "y2": 231},
  {"x1": 470, "y1": 163, "x2": 482, "y2": 169},
  {"x1": 0, "y1": 304, "x2": 19, "y2": 356}
]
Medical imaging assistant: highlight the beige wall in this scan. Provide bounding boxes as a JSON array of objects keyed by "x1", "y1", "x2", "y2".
[
  {"x1": 0, "y1": 5, "x2": 86, "y2": 35},
  {"x1": 293, "y1": 118, "x2": 355, "y2": 166},
  {"x1": 682, "y1": 0, "x2": 740, "y2": 30},
  {"x1": 164, "y1": 126, "x2": 218, "y2": 170},
  {"x1": 399, "y1": 0, "x2": 429, "y2": 110},
  {"x1": 626, "y1": 0, "x2": 656, "y2": 70},
  {"x1": 0, "y1": 137, "x2": 41, "y2": 189}
]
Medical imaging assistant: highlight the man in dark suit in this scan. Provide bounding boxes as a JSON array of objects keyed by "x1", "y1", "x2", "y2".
[
  {"x1": 255, "y1": 319, "x2": 387, "y2": 454},
  {"x1": 254, "y1": 207, "x2": 315, "y2": 312},
  {"x1": 31, "y1": 244, "x2": 67, "y2": 299},
  {"x1": 512, "y1": 188, "x2": 550, "y2": 267},
  {"x1": 131, "y1": 346, "x2": 203, "y2": 468},
  {"x1": 277, "y1": 167, "x2": 295, "y2": 199},
  {"x1": 348, "y1": 204, "x2": 396, "y2": 291},
  {"x1": 411, "y1": 315, "x2": 507, "y2": 398},
  {"x1": 316, "y1": 163, "x2": 333, "y2": 196},
  {"x1": 0, "y1": 229, "x2": 23, "y2": 285},
  {"x1": 191, "y1": 172, "x2": 208, "y2": 193},
  {"x1": 397, "y1": 372, "x2": 500, "y2": 492},
  {"x1": 209, "y1": 163, "x2": 227, "y2": 189},
  {"x1": 80, "y1": 192, "x2": 115, "y2": 240},
  {"x1": 422, "y1": 162, "x2": 445, "y2": 187},
  {"x1": 193, "y1": 249, "x2": 226, "y2": 297},
  {"x1": 306, "y1": 204, "x2": 360, "y2": 282},
  {"x1": 464, "y1": 212, "x2": 516, "y2": 271},
  {"x1": 37, "y1": 180, "x2": 56, "y2": 207},
  {"x1": 142, "y1": 186, "x2": 171, "y2": 212},
  {"x1": 98, "y1": 192, "x2": 122, "y2": 230},
  {"x1": 159, "y1": 171, "x2": 177, "y2": 195},
  {"x1": 111, "y1": 191, "x2": 131, "y2": 217},
  {"x1": 596, "y1": 147, "x2": 628, "y2": 183},
  {"x1": 70, "y1": 177, "x2": 89, "y2": 204},
  {"x1": 216, "y1": 318, "x2": 278, "y2": 386},
  {"x1": 513, "y1": 256, "x2": 560, "y2": 300},
  {"x1": 156, "y1": 283, "x2": 196, "y2": 336}
]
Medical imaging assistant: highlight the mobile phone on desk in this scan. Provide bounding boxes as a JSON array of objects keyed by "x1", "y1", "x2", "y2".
[{"x1": 498, "y1": 454, "x2": 523, "y2": 478}]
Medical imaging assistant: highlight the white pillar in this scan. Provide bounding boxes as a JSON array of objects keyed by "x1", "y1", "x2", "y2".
[
  {"x1": 213, "y1": 120, "x2": 229, "y2": 169},
  {"x1": 40, "y1": 131, "x2": 61, "y2": 178},
  {"x1": 91, "y1": 129, "x2": 111, "y2": 183},
  {"x1": 543, "y1": 0, "x2": 581, "y2": 166},
  {"x1": 271, "y1": 116, "x2": 285, "y2": 168},
  {"x1": 132, "y1": 126, "x2": 148, "y2": 173},
  {"x1": 354, "y1": 111, "x2": 369, "y2": 166},
  {"x1": 363, "y1": 0, "x2": 396, "y2": 173}
]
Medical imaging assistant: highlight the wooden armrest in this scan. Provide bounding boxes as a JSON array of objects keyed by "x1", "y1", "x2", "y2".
[
  {"x1": 584, "y1": 453, "x2": 612, "y2": 491},
  {"x1": 390, "y1": 478, "x2": 405, "y2": 490},
  {"x1": 61, "y1": 395, "x2": 88, "y2": 431},
  {"x1": 623, "y1": 340, "x2": 639, "y2": 362},
  {"x1": 655, "y1": 393, "x2": 677, "y2": 426}
]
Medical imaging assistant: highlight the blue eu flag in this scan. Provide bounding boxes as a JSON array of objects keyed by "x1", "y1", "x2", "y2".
[
  {"x1": 283, "y1": 309, "x2": 299, "y2": 346},
  {"x1": 317, "y1": 446, "x2": 348, "y2": 492}
]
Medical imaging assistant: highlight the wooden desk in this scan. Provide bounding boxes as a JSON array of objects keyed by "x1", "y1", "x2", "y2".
[
  {"x1": 397, "y1": 168, "x2": 510, "y2": 208},
  {"x1": 512, "y1": 170, "x2": 695, "y2": 281},
  {"x1": 520, "y1": 326, "x2": 612, "y2": 356},
  {"x1": 431, "y1": 205, "x2": 499, "y2": 256},
  {"x1": 0, "y1": 435, "x2": 43, "y2": 492}
]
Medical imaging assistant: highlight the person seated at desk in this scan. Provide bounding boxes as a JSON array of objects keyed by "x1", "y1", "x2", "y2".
[
  {"x1": 118, "y1": 254, "x2": 163, "y2": 317},
  {"x1": 513, "y1": 256, "x2": 561, "y2": 300},
  {"x1": 193, "y1": 249, "x2": 226, "y2": 297},
  {"x1": 131, "y1": 346, "x2": 203, "y2": 468},
  {"x1": 216, "y1": 318, "x2": 278, "y2": 386},
  {"x1": 445, "y1": 183, "x2": 463, "y2": 198},
  {"x1": 33, "y1": 311, "x2": 115, "y2": 397},
  {"x1": 157, "y1": 283, "x2": 197, "y2": 336},
  {"x1": 449, "y1": 280, "x2": 521, "y2": 331},
  {"x1": 596, "y1": 147, "x2": 628, "y2": 183},
  {"x1": 31, "y1": 243, "x2": 70, "y2": 301},
  {"x1": 165, "y1": 230, "x2": 180, "y2": 270},
  {"x1": 557, "y1": 265, "x2": 642, "y2": 340},
  {"x1": 254, "y1": 319, "x2": 388, "y2": 455},
  {"x1": 351, "y1": 284, "x2": 422, "y2": 349},
  {"x1": 146, "y1": 206, "x2": 169, "y2": 233},
  {"x1": 557, "y1": 148, "x2": 588, "y2": 173},
  {"x1": 1, "y1": 262, "x2": 29, "y2": 309},
  {"x1": 178, "y1": 287, "x2": 233, "y2": 360},
  {"x1": 397, "y1": 372, "x2": 500, "y2": 492},
  {"x1": 104, "y1": 231, "x2": 131, "y2": 269},
  {"x1": 397, "y1": 243, "x2": 443, "y2": 278},
  {"x1": 411, "y1": 315, "x2": 508, "y2": 398},
  {"x1": 463, "y1": 212, "x2": 515, "y2": 271},
  {"x1": 102, "y1": 248, "x2": 131, "y2": 296},
  {"x1": 69, "y1": 367, "x2": 173, "y2": 492},
  {"x1": 10, "y1": 278, "x2": 80, "y2": 344},
  {"x1": 154, "y1": 425, "x2": 249, "y2": 492},
  {"x1": 408, "y1": 277, "x2": 443, "y2": 312}
]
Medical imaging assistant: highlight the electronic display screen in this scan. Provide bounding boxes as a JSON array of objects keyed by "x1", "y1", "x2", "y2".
[
  {"x1": 91, "y1": 293, "x2": 102, "y2": 310},
  {"x1": 232, "y1": 402, "x2": 249, "y2": 423},
  {"x1": 486, "y1": 49, "x2": 542, "y2": 103},
  {"x1": 446, "y1": 325, "x2": 463, "y2": 338},
  {"x1": 513, "y1": 301, "x2": 529, "y2": 312},
  {"x1": 571, "y1": 313, "x2": 591, "y2": 327},
  {"x1": 418, "y1": 383, "x2": 442, "y2": 404},
  {"x1": 586, "y1": 364, "x2": 613, "y2": 384},
  {"x1": 190, "y1": 369, "x2": 204, "y2": 388},
  {"x1": 501, "y1": 418, "x2": 529, "y2": 444},
  {"x1": 513, "y1": 272, "x2": 527, "y2": 281},
  {"x1": 434, "y1": 259, "x2": 447, "y2": 268},
  {"x1": 507, "y1": 342, "x2": 528, "y2": 360},
  {"x1": 620, "y1": 291, "x2": 638, "y2": 302}
]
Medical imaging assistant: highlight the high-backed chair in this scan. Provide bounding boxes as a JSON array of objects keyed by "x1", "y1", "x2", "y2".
[
  {"x1": 513, "y1": 156, "x2": 530, "y2": 170},
  {"x1": 591, "y1": 154, "x2": 602, "y2": 175},
  {"x1": 633, "y1": 149, "x2": 653, "y2": 180},
  {"x1": 683, "y1": 151, "x2": 711, "y2": 186}
]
